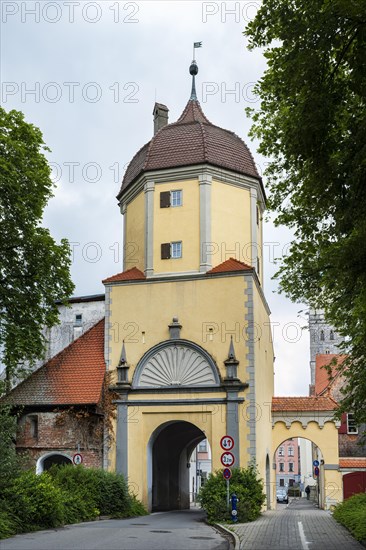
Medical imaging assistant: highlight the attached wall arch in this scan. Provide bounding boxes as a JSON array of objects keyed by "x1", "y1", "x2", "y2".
[
  {"x1": 133, "y1": 339, "x2": 221, "y2": 388},
  {"x1": 36, "y1": 452, "x2": 72, "y2": 474}
]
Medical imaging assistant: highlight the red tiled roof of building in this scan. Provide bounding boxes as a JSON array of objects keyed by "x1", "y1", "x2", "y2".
[
  {"x1": 272, "y1": 396, "x2": 338, "y2": 412},
  {"x1": 118, "y1": 100, "x2": 261, "y2": 198},
  {"x1": 339, "y1": 458, "x2": 366, "y2": 468},
  {"x1": 206, "y1": 258, "x2": 253, "y2": 274},
  {"x1": 4, "y1": 320, "x2": 105, "y2": 406},
  {"x1": 102, "y1": 267, "x2": 146, "y2": 284},
  {"x1": 315, "y1": 354, "x2": 346, "y2": 395}
]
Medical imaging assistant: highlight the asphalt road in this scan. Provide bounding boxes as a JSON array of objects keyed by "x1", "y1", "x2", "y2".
[{"x1": 0, "y1": 509, "x2": 229, "y2": 550}]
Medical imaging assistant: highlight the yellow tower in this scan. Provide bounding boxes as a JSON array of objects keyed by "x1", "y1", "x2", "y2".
[{"x1": 103, "y1": 60, "x2": 274, "y2": 511}]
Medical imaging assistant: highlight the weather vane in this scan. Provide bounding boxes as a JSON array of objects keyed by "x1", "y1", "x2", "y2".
[{"x1": 193, "y1": 41, "x2": 202, "y2": 60}]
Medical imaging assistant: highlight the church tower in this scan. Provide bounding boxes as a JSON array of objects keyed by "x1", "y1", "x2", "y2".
[{"x1": 103, "y1": 60, "x2": 274, "y2": 511}]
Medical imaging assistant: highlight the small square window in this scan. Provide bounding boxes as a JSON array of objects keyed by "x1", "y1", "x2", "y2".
[
  {"x1": 171, "y1": 190, "x2": 182, "y2": 207},
  {"x1": 171, "y1": 241, "x2": 182, "y2": 259}
]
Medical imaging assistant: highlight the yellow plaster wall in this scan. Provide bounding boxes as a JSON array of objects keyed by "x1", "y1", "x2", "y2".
[
  {"x1": 272, "y1": 421, "x2": 343, "y2": 507},
  {"x1": 210, "y1": 180, "x2": 251, "y2": 268},
  {"x1": 153, "y1": 179, "x2": 200, "y2": 273},
  {"x1": 125, "y1": 191, "x2": 145, "y2": 272},
  {"x1": 108, "y1": 275, "x2": 249, "y2": 382},
  {"x1": 253, "y1": 285, "x2": 275, "y2": 486}
]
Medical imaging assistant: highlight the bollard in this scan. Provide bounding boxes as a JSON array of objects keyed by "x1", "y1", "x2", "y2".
[{"x1": 231, "y1": 493, "x2": 239, "y2": 522}]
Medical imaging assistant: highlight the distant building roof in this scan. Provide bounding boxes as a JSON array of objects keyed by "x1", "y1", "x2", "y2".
[
  {"x1": 118, "y1": 99, "x2": 261, "y2": 199},
  {"x1": 3, "y1": 320, "x2": 105, "y2": 406},
  {"x1": 314, "y1": 354, "x2": 346, "y2": 395},
  {"x1": 272, "y1": 396, "x2": 338, "y2": 412},
  {"x1": 55, "y1": 294, "x2": 105, "y2": 304}
]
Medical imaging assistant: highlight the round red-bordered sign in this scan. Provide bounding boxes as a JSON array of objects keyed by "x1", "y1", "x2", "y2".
[
  {"x1": 73, "y1": 453, "x2": 83, "y2": 465},
  {"x1": 221, "y1": 452, "x2": 235, "y2": 467},
  {"x1": 223, "y1": 467, "x2": 232, "y2": 480},
  {"x1": 220, "y1": 435, "x2": 234, "y2": 451}
]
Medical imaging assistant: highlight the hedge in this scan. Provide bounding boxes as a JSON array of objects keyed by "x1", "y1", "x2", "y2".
[
  {"x1": 333, "y1": 493, "x2": 366, "y2": 542},
  {"x1": 0, "y1": 466, "x2": 147, "y2": 539},
  {"x1": 198, "y1": 465, "x2": 266, "y2": 523}
]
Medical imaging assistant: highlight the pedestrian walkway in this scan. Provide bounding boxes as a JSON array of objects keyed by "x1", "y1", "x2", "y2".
[{"x1": 231, "y1": 498, "x2": 363, "y2": 550}]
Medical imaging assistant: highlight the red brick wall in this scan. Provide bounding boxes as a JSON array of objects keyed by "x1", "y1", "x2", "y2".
[{"x1": 16, "y1": 410, "x2": 103, "y2": 470}]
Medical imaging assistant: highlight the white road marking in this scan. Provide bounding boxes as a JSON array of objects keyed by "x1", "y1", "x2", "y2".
[{"x1": 298, "y1": 521, "x2": 310, "y2": 549}]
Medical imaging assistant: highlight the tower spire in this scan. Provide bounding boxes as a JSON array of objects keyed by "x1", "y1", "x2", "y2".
[{"x1": 189, "y1": 59, "x2": 198, "y2": 101}]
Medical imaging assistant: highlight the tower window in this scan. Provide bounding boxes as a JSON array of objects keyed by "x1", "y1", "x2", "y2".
[
  {"x1": 171, "y1": 190, "x2": 182, "y2": 207},
  {"x1": 161, "y1": 241, "x2": 182, "y2": 259},
  {"x1": 330, "y1": 330, "x2": 334, "y2": 340},
  {"x1": 256, "y1": 206, "x2": 260, "y2": 225},
  {"x1": 171, "y1": 241, "x2": 182, "y2": 258},
  {"x1": 160, "y1": 190, "x2": 183, "y2": 208},
  {"x1": 320, "y1": 329, "x2": 325, "y2": 341}
]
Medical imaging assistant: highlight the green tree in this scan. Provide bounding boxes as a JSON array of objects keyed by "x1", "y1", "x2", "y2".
[
  {"x1": 245, "y1": 1, "x2": 366, "y2": 422},
  {"x1": 0, "y1": 107, "x2": 74, "y2": 392}
]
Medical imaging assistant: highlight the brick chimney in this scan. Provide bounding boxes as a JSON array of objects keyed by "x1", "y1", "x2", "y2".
[{"x1": 153, "y1": 102, "x2": 169, "y2": 135}]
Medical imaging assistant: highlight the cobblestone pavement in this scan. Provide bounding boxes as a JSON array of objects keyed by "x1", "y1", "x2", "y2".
[{"x1": 231, "y1": 498, "x2": 364, "y2": 550}]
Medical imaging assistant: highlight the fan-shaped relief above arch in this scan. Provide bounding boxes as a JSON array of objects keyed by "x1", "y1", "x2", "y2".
[{"x1": 133, "y1": 341, "x2": 220, "y2": 388}]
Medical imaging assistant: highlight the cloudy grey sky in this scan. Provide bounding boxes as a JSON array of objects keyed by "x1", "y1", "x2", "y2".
[{"x1": 1, "y1": 0, "x2": 310, "y2": 395}]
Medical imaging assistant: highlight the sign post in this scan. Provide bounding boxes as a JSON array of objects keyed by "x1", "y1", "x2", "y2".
[{"x1": 221, "y1": 436, "x2": 235, "y2": 513}]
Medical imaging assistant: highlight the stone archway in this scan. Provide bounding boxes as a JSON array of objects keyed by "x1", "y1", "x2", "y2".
[
  {"x1": 272, "y1": 420, "x2": 343, "y2": 509},
  {"x1": 147, "y1": 420, "x2": 206, "y2": 511},
  {"x1": 36, "y1": 452, "x2": 72, "y2": 474}
]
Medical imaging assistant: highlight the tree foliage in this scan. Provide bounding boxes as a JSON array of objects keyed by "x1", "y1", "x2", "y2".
[
  {"x1": 245, "y1": 0, "x2": 366, "y2": 422},
  {"x1": 0, "y1": 107, "x2": 74, "y2": 391}
]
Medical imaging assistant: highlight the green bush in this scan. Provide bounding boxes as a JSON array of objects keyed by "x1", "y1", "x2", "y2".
[
  {"x1": 333, "y1": 493, "x2": 366, "y2": 542},
  {"x1": 4, "y1": 471, "x2": 64, "y2": 531},
  {"x1": 0, "y1": 465, "x2": 147, "y2": 539},
  {"x1": 198, "y1": 466, "x2": 266, "y2": 524}
]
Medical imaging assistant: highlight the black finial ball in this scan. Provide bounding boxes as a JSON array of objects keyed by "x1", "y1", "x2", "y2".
[{"x1": 189, "y1": 61, "x2": 198, "y2": 76}]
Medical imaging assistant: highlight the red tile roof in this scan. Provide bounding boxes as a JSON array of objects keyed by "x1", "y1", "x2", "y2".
[
  {"x1": 103, "y1": 267, "x2": 146, "y2": 284},
  {"x1": 272, "y1": 396, "x2": 338, "y2": 412},
  {"x1": 118, "y1": 99, "x2": 261, "y2": 199},
  {"x1": 4, "y1": 320, "x2": 105, "y2": 406},
  {"x1": 339, "y1": 458, "x2": 366, "y2": 468},
  {"x1": 206, "y1": 258, "x2": 253, "y2": 274},
  {"x1": 315, "y1": 354, "x2": 346, "y2": 395}
]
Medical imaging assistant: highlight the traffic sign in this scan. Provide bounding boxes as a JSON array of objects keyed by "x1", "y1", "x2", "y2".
[
  {"x1": 73, "y1": 453, "x2": 83, "y2": 465},
  {"x1": 314, "y1": 466, "x2": 319, "y2": 476},
  {"x1": 221, "y1": 452, "x2": 235, "y2": 467},
  {"x1": 223, "y1": 468, "x2": 232, "y2": 480},
  {"x1": 220, "y1": 435, "x2": 234, "y2": 451},
  {"x1": 313, "y1": 460, "x2": 319, "y2": 467}
]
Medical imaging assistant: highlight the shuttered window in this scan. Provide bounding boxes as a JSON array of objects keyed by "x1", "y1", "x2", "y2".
[
  {"x1": 160, "y1": 191, "x2": 171, "y2": 208},
  {"x1": 161, "y1": 243, "x2": 171, "y2": 259}
]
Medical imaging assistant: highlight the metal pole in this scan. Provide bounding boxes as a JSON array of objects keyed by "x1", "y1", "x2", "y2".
[{"x1": 226, "y1": 479, "x2": 230, "y2": 511}]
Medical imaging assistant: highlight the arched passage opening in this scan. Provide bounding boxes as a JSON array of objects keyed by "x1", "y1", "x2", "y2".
[
  {"x1": 273, "y1": 437, "x2": 324, "y2": 508},
  {"x1": 36, "y1": 452, "x2": 72, "y2": 474},
  {"x1": 148, "y1": 420, "x2": 206, "y2": 512}
]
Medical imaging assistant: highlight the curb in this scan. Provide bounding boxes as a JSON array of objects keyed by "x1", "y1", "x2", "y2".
[{"x1": 214, "y1": 522, "x2": 240, "y2": 550}]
